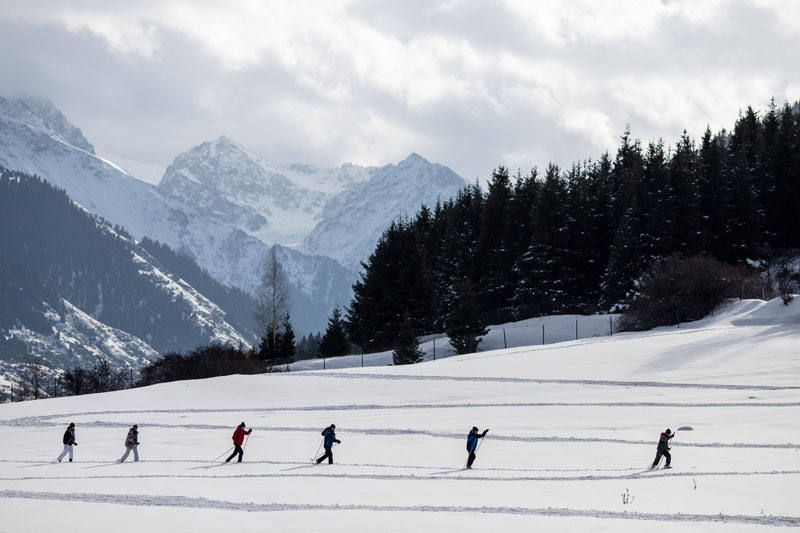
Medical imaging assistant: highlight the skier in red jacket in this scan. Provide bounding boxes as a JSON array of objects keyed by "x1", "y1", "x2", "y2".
[{"x1": 225, "y1": 422, "x2": 252, "y2": 463}]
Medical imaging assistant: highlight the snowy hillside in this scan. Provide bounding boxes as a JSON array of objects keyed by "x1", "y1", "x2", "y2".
[
  {"x1": 0, "y1": 170, "x2": 254, "y2": 391},
  {"x1": 302, "y1": 153, "x2": 467, "y2": 270},
  {"x1": 0, "y1": 298, "x2": 797, "y2": 531},
  {"x1": 0, "y1": 98, "x2": 354, "y2": 333}
]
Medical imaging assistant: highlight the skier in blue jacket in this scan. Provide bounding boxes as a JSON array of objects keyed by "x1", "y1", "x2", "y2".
[
  {"x1": 466, "y1": 426, "x2": 489, "y2": 469},
  {"x1": 316, "y1": 424, "x2": 341, "y2": 464}
]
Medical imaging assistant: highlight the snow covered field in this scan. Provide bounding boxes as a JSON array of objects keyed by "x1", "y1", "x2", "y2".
[{"x1": 0, "y1": 298, "x2": 798, "y2": 531}]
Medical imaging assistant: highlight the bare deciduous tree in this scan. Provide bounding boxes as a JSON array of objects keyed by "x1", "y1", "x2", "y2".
[
  {"x1": 21, "y1": 358, "x2": 46, "y2": 400},
  {"x1": 256, "y1": 246, "x2": 292, "y2": 353}
]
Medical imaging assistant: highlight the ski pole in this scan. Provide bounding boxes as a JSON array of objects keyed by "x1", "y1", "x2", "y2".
[
  {"x1": 464, "y1": 434, "x2": 487, "y2": 469},
  {"x1": 242, "y1": 433, "x2": 250, "y2": 453},
  {"x1": 211, "y1": 446, "x2": 234, "y2": 463},
  {"x1": 313, "y1": 438, "x2": 324, "y2": 462}
]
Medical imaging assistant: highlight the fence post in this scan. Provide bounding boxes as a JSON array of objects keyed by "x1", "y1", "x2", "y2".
[
  {"x1": 542, "y1": 324, "x2": 545, "y2": 345},
  {"x1": 503, "y1": 328, "x2": 507, "y2": 349},
  {"x1": 575, "y1": 320, "x2": 578, "y2": 340},
  {"x1": 433, "y1": 338, "x2": 436, "y2": 361},
  {"x1": 323, "y1": 357, "x2": 326, "y2": 370},
  {"x1": 609, "y1": 316, "x2": 613, "y2": 336},
  {"x1": 361, "y1": 348, "x2": 364, "y2": 368},
  {"x1": 130, "y1": 368, "x2": 134, "y2": 388}
]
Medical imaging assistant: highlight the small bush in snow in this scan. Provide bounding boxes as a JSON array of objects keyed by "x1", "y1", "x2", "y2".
[{"x1": 619, "y1": 254, "x2": 755, "y2": 331}]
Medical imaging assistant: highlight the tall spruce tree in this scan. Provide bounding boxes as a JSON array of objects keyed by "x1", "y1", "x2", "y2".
[
  {"x1": 348, "y1": 221, "x2": 435, "y2": 351},
  {"x1": 474, "y1": 167, "x2": 516, "y2": 320},
  {"x1": 436, "y1": 185, "x2": 483, "y2": 327},
  {"x1": 393, "y1": 312, "x2": 424, "y2": 365},
  {"x1": 669, "y1": 131, "x2": 702, "y2": 254},
  {"x1": 516, "y1": 163, "x2": 569, "y2": 313},
  {"x1": 277, "y1": 313, "x2": 296, "y2": 365},
  {"x1": 446, "y1": 280, "x2": 488, "y2": 355},
  {"x1": 319, "y1": 306, "x2": 351, "y2": 358}
]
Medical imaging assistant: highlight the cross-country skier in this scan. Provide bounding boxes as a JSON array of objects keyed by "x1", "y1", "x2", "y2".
[
  {"x1": 119, "y1": 424, "x2": 140, "y2": 463},
  {"x1": 650, "y1": 428, "x2": 674, "y2": 469},
  {"x1": 225, "y1": 422, "x2": 252, "y2": 463},
  {"x1": 316, "y1": 424, "x2": 341, "y2": 464},
  {"x1": 57, "y1": 422, "x2": 77, "y2": 462},
  {"x1": 466, "y1": 426, "x2": 489, "y2": 469}
]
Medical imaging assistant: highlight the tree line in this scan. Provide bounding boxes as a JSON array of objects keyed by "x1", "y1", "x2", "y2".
[{"x1": 344, "y1": 100, "x2": 800, "y2": 352}]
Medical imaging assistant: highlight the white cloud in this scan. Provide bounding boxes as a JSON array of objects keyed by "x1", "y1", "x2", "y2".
[{"x1": 0, "y1": 0, "x2": 798, "y2": 181}]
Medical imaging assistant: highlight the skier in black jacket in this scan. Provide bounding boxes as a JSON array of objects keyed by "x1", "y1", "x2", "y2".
[
  {"x1": 650, "y1": 428, "x2": 674, "y2": 469},
  {"x1": 57, "y1": 422, "x2": 77, "y2": 462}
]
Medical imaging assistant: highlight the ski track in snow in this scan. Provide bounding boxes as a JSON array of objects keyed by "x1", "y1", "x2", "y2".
[
  {"x1": 2, "y1": 470, "x2": 799, "y2": 483},
  {"x1": 296, "y1": 372, "x2": 800, "y2": 391},
  {"x1": 2, "y1": 399, "x2": 797, "y2": 423},
  {"x1": 1, "y1": 490, "x2": 798, "y2": 526}
]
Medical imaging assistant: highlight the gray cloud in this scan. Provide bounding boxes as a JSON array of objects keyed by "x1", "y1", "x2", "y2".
[{"x1": 0, "y1": 0, "x2": 797, "y2": 184}]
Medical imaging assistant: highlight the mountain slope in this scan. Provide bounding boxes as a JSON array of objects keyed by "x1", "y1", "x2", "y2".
[
  {"x1": 0, "y1": 98, "x2": 353, "y2": 333},
  {"x1": 0, "y1": 169, "x2": 252, "y2": 384}
]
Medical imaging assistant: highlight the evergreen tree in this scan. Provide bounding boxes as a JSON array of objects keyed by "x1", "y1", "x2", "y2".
[
  {"x1": 639, "y1": 139, "x2": 674, "y2": 260},
  {"x1": 474, "y1": 167, "x2": 516, "y2": 320},
  {"x1": 600, "y1": 131, "x2": 646, "y2": 309},
  {"x1": 319, "y1": 306, "x2": 350, "y2": 358},
  {"x1": 276, "y1": 313, "x2": 296, "y2": 365},
  {"x1": 258, "y1": 325, "x2": 280, "y2": 365},
  {"x1": 392, "y1": 312, "x2": 424, "y2": 365},
  {"x1": 697, "y1": 127, "x2": 728, "y2": 257},
  {"x1": 349, "y1": 221, "x2": 435, "y2": 351},
  {"x1": 669, "y1": 131, "x2": 702, "y2": 254},
  {"x1": 600, "y1": 207, "x2": 644, "y2": 310},
  {"x1": 436, "y1": 184, "x2": 484, "y2": 324},
  {"x1": 515, "y1": 163, "x2": 569, "y2": 313},
  {"x1": 723, "y1": 107, "x2": 765, "y2": 260},
  {"x1": 446, "y1": 280, "x2": 488, "y2": 354}
]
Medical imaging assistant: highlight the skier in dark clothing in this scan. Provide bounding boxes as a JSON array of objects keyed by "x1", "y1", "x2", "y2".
[
  {"x1": 225, "y1": 422, "x2": 252, "y2": 463},
  {"x1": 119, "y1": 424, "x2": 140, "y2": 463},
  {"x1": 465, "y1": 426, "x2": 489, "y2": 469},
  {"x1": 650, "y1": 428, "x2": 674, "y2": 469},
  {"x1": 316, "y1": 424, "x2": 341, "y2": 464},
  {"x1": 57, "y1": 423, "x2": 77, "y2": 462}
]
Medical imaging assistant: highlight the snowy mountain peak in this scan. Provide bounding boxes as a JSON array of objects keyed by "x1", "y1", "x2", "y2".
[
  {"x1": 302, "y1": 153, "x2": 467, "y2": 270},
  {"x1": 400, "y1": 152, "x2": 427, "y2": 164},
  {"x1": 0, "y1": 96, "x2": 95, "y2": 154}
]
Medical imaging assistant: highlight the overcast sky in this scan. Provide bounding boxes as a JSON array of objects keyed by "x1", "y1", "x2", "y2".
[{"x1": 0, "y1": 0, "x2": 797, "y2": 184}]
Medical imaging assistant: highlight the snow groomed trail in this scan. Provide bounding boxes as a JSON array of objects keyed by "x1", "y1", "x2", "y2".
[{"x1": 0, "y1": 299, "x2": 798, "y2": 532}]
